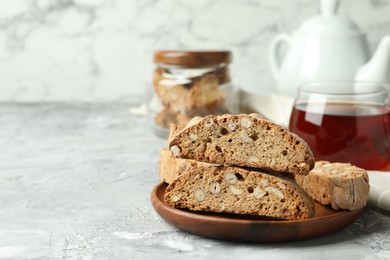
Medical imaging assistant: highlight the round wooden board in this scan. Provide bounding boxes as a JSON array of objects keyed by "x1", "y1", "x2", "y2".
[{"x1": 151, "y1": 182, "x2": 364, "y2": 243}]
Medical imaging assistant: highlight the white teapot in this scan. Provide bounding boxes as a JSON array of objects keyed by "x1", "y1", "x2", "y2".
[{"x1": 269, "y1": 0, "x2": 390, "y2": 96}]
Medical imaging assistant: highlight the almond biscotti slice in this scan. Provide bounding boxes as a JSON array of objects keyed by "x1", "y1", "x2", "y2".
[
  {"x1": 294, "y1": 161, "x2": 370, "y2": 211},
  {"x1": 159, "y1": 148, "x2": 213, "y2": 184},
  {"x1": 168, "y1": 114, "x2": 315, "y2": 175},
  {"x1": 159, "y1": 148, "x2": 240, "y2": 184},
  {"x1": 164, "y1": 166, "x2": 315, "y2": 220}
]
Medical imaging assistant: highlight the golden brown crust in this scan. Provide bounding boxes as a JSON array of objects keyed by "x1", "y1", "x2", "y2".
[
  {"x1": 294, "y1": 161, "x2": 370, "y2": 211},
  {"x1": 158, "y1": 148, "x2": 215, "y2": 184},
  {"x1": 168, "y1": 114, "x2": 315, "y2": 175}
]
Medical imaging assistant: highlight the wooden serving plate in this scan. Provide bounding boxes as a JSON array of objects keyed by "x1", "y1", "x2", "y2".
[{"x1": 151, "y1": 182, "x2": 364, "y2": 242}]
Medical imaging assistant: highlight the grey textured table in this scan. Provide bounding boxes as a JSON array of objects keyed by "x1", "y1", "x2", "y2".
[{"x1": 1, "y1": 103, "x2": 390, "y2": 259}]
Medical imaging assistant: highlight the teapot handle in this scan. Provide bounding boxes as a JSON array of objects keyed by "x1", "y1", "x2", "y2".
[{"x1": 269, "y1": 34, "x2": 292, "y2": 79}]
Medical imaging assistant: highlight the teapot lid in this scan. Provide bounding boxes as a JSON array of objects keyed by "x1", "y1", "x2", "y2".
[{"x1": 297, "y1": 0, "x2": 363, "y2": 35}]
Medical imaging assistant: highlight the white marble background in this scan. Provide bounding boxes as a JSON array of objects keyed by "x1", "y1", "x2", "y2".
[{"x1": 0, "y1": 0, "x2": 389, "y2": 102}]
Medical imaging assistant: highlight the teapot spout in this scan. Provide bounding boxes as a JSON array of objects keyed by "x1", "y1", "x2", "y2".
[{"x1": 355, "y1": 35, "x2": 390, "y2": 85}]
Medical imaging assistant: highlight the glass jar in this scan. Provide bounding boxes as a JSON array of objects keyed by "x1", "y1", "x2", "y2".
[{"x1": 149, "y1": 50, "x2": 239, "y2": 137}]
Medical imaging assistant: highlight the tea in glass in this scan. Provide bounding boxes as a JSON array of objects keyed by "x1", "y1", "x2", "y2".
[{"x1": 289, "y1": 82, "x2": 390, "y2": 171}]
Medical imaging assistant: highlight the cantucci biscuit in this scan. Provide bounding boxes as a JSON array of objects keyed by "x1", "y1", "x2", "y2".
[
  {"x1": 294, "y1": 161, "x2": 370, "y2": 211},
  {"x1": 158, "y1": 148, "x2": 215, "y2": 184},
  {"x1": 164, "y1": 166, "x2": 315, "y2": 220},
  {"x1": 168, "y1": 114, "x2": 315, "y2": 175}
]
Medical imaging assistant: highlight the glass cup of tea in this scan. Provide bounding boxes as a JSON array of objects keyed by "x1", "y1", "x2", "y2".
[{"x1": 289, "y1": 81, "x2": 390, "y2": 171}]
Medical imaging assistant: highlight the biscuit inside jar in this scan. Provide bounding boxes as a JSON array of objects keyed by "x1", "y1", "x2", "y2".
[{"x1": 151, "y1": 51, "x2": 237, "y2": 134}]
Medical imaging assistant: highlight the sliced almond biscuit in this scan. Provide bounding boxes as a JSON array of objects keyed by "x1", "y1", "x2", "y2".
[
  {"x1": 158, "y1": 148, "x2": 220, "y2": 184},
  {"x1": 294, "y1": 161, "x2": 370, "y2": 211},
  {"x1": 168, "y1": 114, "x2": 314, "y2": 175},
  {"x1": 164, "y1": 166, "x2": 316, "y2": 220}
]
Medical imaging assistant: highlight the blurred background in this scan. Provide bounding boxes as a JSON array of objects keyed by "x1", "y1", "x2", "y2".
[{"x1": 0, "y1": 0, "x2": 389, "y2": 103}]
